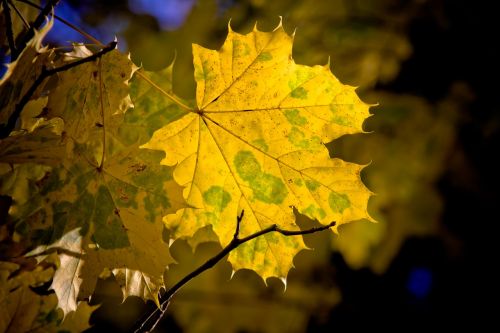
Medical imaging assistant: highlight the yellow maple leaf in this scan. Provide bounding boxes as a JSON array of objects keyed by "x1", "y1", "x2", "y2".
[{"x1": 142, "y1": 21, "x2": 373, "y2": 281}]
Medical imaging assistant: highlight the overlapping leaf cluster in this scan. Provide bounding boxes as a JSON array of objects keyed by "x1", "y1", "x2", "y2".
[
  {"x1": 0, "y1": 18, "x2": 184, "y2": 326},
  {"x1": 0, "y1": 12, "x2": 372, "y2": 331}
]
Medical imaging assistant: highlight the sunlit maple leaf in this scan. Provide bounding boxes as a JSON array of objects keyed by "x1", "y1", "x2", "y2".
[{"x1": 142, "y1": 22, "x2": 373, "y2": 281}]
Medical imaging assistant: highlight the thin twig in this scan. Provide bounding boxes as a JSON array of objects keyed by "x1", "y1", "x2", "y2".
[
  {"x1": 0, "y1": 41, "x2": 117, "y2": 139},
  {"x1": 8, "y1": 0, "x2": 30, "y2": 29},
  {"x1": 11, "y1": 0, "x2": 60, "y2": 61},
  {"x1": 233, "y1": 209, "x2": 244, "y2": 239},
  {"x1": 2, "y1": 0, "x2": 17, "y2": 55},
  {"x1": 133, "y1": 211, "x2": 336, "y2": 333},
  {"x1": 14, "y1": 0, "x2": 103, "y2": 46}
]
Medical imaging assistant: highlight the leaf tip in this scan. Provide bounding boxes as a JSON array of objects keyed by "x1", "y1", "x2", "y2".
[
  {"x1": 274, "y1": 16, "x2": 283, "y2": 31},
  {"x1": 324, "y1": 56, "x2": 331, "y2": 69},
  {"x1": 279, "y1": 277, "x2": 287, "y2": 292},
  {"x1": 253, "y1": 21, "x2": 259, "y2": 32}
]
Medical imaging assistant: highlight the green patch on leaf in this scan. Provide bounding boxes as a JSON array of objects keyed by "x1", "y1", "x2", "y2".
[
  {"x1": 251, "y1": 138, "x2": 269, "y2": 152},
  {"x1": 305, "y1": 179, "x2": 320, "y2": 191},
  {"x1": 328, "y1": 192, "x2": 350, "y2": 213},
  {"x1": 283, "y1": 109, "x2": 307, "y2": 126},
  {"x1": 329, "y1": 104, "x2": 352, "y2": 126},
  {"x1": 234, "y1": 150, "x2": 262, "y2": 181},
  {"x1": 256, "y1": 52, "x2": 272, "y2": 61},
  {"x1": 203, "y1": 186, "x2": 231, "y2": 211},
  {"x1": 303, "y1": 204, "x2": 326, "y2": 219},
  {"x1": 287, "y1": 127, "x2": 320, "y2": 149},
  {"x1": 233, "y1": 40, "x2": 250, "y2": 57},
  {"x1": 290, "y1": 87, "x2": 308, "y2": 99},
  {"x1": 234, "y1": 150, "x2": 288, "y2": 204},
  {"x1": 251, "y1": 173, "x2": 288, "y2": 204}
]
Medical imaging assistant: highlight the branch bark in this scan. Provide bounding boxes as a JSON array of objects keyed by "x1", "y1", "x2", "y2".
[
  {"x1": 0, "y1": 41, "x2": 117, "y2": 139},
  {"x1": 133, "y1": 211, "x2": 336, "y2": 333}
]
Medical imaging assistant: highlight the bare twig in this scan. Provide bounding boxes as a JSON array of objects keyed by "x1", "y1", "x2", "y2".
[
  {"x1": 133, "y1": 211, "x2": 336, "y2": 333},
  {"x1": 8, "y1": 0, "x2": 30, "y2": 30},
  {"x1": 2, "y1": 0, "x2": 17, "y2": 55},
  {"x1": 11, "y1": 0, "x2": 60, "y2": 61},
  {"x1": 233, "y1": 209, "x2": 244, "y2": 239},
  {"x1": 0, "y1": 41, "x2": 117, "y2": 139}
]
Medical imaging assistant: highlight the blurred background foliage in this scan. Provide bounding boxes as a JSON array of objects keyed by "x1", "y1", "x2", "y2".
[{"x1": 1, "y1": 0, "x2": 496, "y2": 331}]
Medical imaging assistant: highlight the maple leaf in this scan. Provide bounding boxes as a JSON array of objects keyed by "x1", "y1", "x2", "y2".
[
  {"x1": 142, "y1": 22, "x2": 373, "y2": 281},
  {"x1": 0, "y1": 46, "x2": 186, "y2": 314}
]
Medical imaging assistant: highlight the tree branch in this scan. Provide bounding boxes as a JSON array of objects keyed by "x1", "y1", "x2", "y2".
[
  {"x1": 0, "y1": 41, "x2": 117, "y2": 139},
  {"x1": 133, "y1": 212, "x2": 336, "y2": 333},
  {"x1": 2, "y1": 0, "x2": 17, "y2": 55},
  {"x1": 11, "y1": 0, "x2": 60, "y2": 61}
]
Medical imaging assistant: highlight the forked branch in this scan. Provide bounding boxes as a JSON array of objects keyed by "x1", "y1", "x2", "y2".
[{"x1": 133, "y1": 211, "x2": 336, "y2": 333}]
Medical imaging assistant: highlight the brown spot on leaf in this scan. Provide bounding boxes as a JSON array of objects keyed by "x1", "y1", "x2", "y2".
[
  {"x1": 118, "y1": 189, "x2": 129, "y2": 202},
  {"x1": 130, "y1": 163, "x2": 146, "y2": 172}
]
